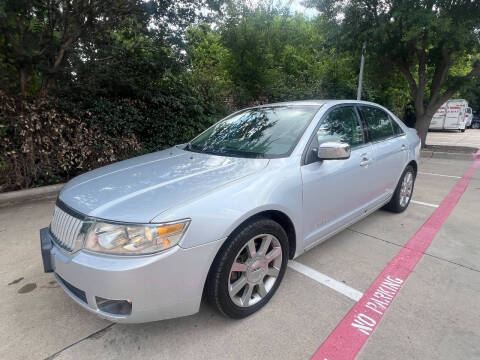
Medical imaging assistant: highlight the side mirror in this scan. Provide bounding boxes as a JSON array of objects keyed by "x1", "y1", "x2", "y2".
[{"x1": 316, "y1": 142, "x2": 351, "y2": 160}]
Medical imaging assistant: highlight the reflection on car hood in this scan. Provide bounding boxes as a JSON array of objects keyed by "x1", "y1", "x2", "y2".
[{"x1": 59, "y1": 146, "x2": 269, "y2": 223}]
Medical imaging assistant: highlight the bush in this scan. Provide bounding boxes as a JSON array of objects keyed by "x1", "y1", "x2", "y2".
[
  {"x1": 0, "y1": 76, "x2": 224, "y2": 192},
  {"x1": 0, "y1": 91, "x2": 140, "y2": 191}
]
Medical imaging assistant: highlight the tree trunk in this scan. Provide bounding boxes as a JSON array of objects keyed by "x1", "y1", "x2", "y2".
[
  {"x1": 40, "y1": 78, "x2": 50, "y2": 98},
  {"x1": 415, "y1": 112, "x2": 432, "y2": 148},
  {"x1": 20, "y1": 68, "x2": 27, "y2": 97}
]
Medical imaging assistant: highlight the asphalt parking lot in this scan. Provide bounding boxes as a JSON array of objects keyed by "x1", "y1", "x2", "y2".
[{"x1": 1, "y1": 131, "x2": 479, "y2": 360}]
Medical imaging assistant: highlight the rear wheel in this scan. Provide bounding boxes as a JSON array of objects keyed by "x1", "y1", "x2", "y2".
[
  {"x1": 384, "y1": 165, "x2": 415, "y2": 213},
  {"x1": 206, "y1": 218, "x2": 288, "y2": 318}
]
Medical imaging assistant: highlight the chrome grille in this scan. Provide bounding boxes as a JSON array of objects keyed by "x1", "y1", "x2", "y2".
[{"x1": 50, "y1": 206, "x2": 83, "y2": 252}]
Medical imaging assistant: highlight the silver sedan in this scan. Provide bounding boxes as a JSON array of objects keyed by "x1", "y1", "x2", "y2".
[{"x1": 40, "y1": 100, "x2": 421, "y2": 323}]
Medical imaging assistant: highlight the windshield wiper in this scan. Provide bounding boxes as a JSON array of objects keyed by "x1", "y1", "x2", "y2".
[
  {"x1": 186, "y1": 145, "x2": 224, "y2": 156},
  {"x1": 186, "y1": 144, "x2": 264, "y2": 158},
  {"x1": 221, "y1": 147, "x2": 265, "y2": 158}
]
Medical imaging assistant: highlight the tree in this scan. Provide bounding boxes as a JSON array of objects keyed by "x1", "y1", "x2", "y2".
[
  {"x1": 460, "y1": 76, "x2": 480, "y2": 115},
  {"x1": 187, "y1": 25, "x2": 233, "y2": 106},
  {"x1": 216, "y1": 4, "x2": 358, "y2": 106},
  {"x1": 0, "y1": 0, "x2": 144, "y2": 97},
  {"x1": 308, "y1": 0, "x2": 480, "y2": 146},
  {"x1": 0, "y1": 0, "x2": 223, "y2": 98}
]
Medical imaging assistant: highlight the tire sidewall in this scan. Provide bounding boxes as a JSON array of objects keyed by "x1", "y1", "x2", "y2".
[
  {"x1": 212, "y1": 219, "x2": 289, "y2": 318},
  {"x1": 394, "y1": 166, "x2": 415, "y2": 212}
]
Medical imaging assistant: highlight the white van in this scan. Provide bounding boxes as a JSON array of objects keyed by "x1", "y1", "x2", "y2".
[
  {"x1": 429, "y1": 99, "x2": 469, "y2": 132},
  {"x1": 465, "y1": 107, "x2": 473, "y2": 127}
]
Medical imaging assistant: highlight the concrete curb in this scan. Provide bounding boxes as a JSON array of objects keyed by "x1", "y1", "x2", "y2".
[
  {"x1": 0, "y1": 183, "x2": 63, "y2": 207},
  {"x1": 421, "y1": 150, "x2": 477, "y2": 161}
]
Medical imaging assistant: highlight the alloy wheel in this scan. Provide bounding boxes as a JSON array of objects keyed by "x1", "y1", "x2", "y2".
[
  {"x1": 228, "y1": 234, "x2": 283, "y2": 307},
  {"x1": 399, "y1": 171, "x2": 414, "y2": 207}
]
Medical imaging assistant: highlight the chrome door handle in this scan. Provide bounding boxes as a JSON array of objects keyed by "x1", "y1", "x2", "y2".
[{"x1": 360, "y1": 153, "x2": 370, "y2": 167}]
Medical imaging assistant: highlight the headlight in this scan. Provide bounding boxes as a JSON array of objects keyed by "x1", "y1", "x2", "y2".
[{"x1": 84, "y1": 219, "x2": 190, "y2": 255}]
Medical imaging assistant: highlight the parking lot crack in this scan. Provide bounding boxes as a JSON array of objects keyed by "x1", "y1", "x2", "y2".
[
  {"x1": 421, "y1": 253, "x2": 480, "y2": 273},
  {"x1": 43, "y1": 324, "x2": 115, "y2": 360},
  {"x1": 347, "y1": 228, "x2": 404, "y2": 248},
  {"x1": 347, "y1": 228, "x2": 480, "y2": 274}
]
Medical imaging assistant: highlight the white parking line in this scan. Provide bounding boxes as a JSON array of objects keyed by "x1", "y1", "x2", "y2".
[
  {"x1": 288, "y1": 260, "x2": 363, "y2": 301},
  {"x1": 419, "y1": 171, "x2": 461, "y2": 179},
  {"x1": 411, "y1": 200, "x2": 439, "y2": 208}
]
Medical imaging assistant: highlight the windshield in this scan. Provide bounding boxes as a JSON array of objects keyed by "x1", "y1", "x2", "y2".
[{"x1": 187, "y1": 105, "x2": 320, "y2": 158}]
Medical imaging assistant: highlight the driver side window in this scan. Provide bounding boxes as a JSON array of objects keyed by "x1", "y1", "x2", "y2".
[{"x1": 316, "y1": 106, "x2": 364, "y2": 147}]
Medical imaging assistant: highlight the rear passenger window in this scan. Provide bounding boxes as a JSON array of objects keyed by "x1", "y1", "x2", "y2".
[
  {"x1": 317, "y1": 106, "x2": 364, "y2": 147},
  {"x1": 360, "y1": 106, "x2": 394, "y2": 141},
  {"x1": 390, "y1": 116, "x2": 405, "y2": 135}
]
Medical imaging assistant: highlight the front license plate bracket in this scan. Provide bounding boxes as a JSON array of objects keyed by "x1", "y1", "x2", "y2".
[{"x1": 40, "y1": 227, "x2": 54, "y2": 273}]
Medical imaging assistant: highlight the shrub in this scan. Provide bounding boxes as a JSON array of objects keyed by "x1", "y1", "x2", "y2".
[
  {"x1": 0, "y1": 75, "x2": 224, "y2": 192},
  {"x1": 0, "y1": 91, "x2": 140, "y2": 191}
]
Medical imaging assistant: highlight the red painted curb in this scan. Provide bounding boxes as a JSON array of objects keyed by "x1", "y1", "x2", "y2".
[{"x1": 311, "y1": 150, "x2": 480, "y2": 360}]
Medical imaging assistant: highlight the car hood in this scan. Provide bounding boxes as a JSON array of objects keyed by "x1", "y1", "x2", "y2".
[{"x1": 59, "y1": 146, "x2": 269, "y2": 223}]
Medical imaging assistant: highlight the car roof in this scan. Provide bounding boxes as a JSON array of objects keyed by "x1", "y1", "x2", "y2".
[{"x1": 254, "y1": 99, "x2": 387, "y2": 108}]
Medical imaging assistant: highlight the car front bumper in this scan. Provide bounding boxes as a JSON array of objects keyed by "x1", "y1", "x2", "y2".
[{"x1": 40, "y1": 228, "x2": 224, "y2": 323}]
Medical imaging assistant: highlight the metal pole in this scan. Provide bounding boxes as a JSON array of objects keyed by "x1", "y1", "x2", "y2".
[{"x1": 357, "y1": 42, "x2": 366, "y2": 100}]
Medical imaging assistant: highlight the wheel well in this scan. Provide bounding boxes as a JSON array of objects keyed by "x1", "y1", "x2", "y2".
[
  {"x1": 202, "y1": 210, "x2": 297, "y2": 299},
  {"x1": 228, "y1": 210, "x2": 297, "y2": 260},
  {"x1": 408, "y1": 160, "x2": 418, "y2": 177}
]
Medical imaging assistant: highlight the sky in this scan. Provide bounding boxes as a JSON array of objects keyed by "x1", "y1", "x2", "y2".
[
  {"x1": 242, "y1": 0, "x2": 319, "y2": 17},
  {"x1": 288, "y1": 0, "x2": 319, "y2": 17}
]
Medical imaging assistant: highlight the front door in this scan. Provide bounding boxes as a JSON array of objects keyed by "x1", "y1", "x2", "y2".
[{"x1": 301, "y1": 105, "x2": 374, "y2": 249}]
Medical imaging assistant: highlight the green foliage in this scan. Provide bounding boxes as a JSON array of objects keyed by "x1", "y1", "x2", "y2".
[
  {"x1": 0, "y1": 0, "x2": 224, "y2": 191},
  {"x1": 211, "y1": 7, "x2": 361, "y2": 106},
  {"x1": 0, "y1": 90, "x2": 141, "y2": 191},
  {"x1": 2, "y1": 0, "x2": 480, "y2": 190},
  {"x1": 460, "y1": 76, "x2": 480, "y2": 115},
  {"x1": 307, "y1": 0, "x2": 480, "y2": 144},
  {"x1": 187, "y1": 25, "x2": 233, "y2": 107}
]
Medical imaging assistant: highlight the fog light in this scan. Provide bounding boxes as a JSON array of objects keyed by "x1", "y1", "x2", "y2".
[{"x1": 96, "y1": 296, "x2": 132, "y2": 315}]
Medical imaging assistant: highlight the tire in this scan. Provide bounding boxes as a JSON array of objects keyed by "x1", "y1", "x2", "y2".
[
  {"x1": 384, "y1": 165, "x2": 415, "y2": 213},
  {"x1": 206, "y1": 218, "x2": 289, "y2": 319},
  {"x1": 461, "y1": 128, "x2": 466, "y2": 132}
]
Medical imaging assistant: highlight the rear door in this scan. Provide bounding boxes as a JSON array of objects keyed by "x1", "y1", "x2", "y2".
[
  {"x1": 301, "y1": 105, "x2": 374, "y2": 248},
  {"x1": 444, "y1": 101, "x2": 464, "y2": 129},
  {"x1": 359, "y1": 106, "x2": 408, "y2": 200},
  {"x1": 429, "y1": 104, "x2": 446, "y2": 129},
  {"x1": 465, "y1": 107, "x2": 472, "y2": 126}
]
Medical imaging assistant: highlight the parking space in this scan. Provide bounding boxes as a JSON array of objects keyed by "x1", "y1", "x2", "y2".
[
  {"x1": 1, "y1": 154, "x2": 479, "y2": 360},
  {"x1": 412, "y1": 170, "x2": 458, "y2": 205},
  {"x1": 426, "y1": 181, "x2": 480, "y2": 271},
  {"x1": 358, "y1": 255, "x2": 480, "y2": 360},
  {"x1": 49, "y1": 270, "x2": 354, "y2": 360},
  {"x1": 358, "y1": 174, "x2": 480, "y2": 359}
]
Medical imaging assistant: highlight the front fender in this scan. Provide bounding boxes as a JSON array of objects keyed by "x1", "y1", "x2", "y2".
[{"x1": 152, "y1": 159, "x2": 304, "y2": 252}]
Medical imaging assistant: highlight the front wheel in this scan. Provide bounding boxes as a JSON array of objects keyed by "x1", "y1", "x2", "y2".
[
  {"x1": 206, "y1": 218, "x2": 288, "y2": 319},
  {"x1": 384, "y1": 165, "x2": 415, "y2": 213},
  {"x1": 461, "y1": 128, "x2": 466, "y2": 133}
]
